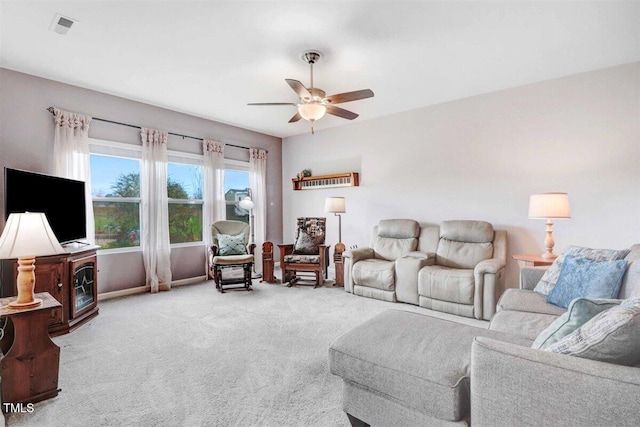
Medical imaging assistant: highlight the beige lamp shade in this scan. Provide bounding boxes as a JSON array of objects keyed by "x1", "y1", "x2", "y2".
[
  {"x1": 0, "y1": 212, "x2": 65, "y2": 308},
  {"x1": 528, "y1": 193, "x2": 571, "y2": 219},
  {"x1": 324, "y1": 197, "x2": 346, "y2": 213},
  {"x1": 0, "y1": 212, "x2": 65, "y2": 259}
]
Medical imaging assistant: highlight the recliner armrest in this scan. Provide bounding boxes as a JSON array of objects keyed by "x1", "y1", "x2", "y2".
[
  {"x1": 343, "y1": 247, "x2": 375, "y2": 264},
  {"x1": 474, "y1": 258, "x2": 505, "y2": 275}
]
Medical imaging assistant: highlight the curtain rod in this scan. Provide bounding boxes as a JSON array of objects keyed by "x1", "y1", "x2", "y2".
[{"x1": 46, "y1": 107, "x2": 267, "y2": 153}]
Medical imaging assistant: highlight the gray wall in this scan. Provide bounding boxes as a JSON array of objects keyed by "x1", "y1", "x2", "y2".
[
  {"x1": 283, "y1": 62, "x2": 640, "y2": 288},
  {"x1": 0, "y1": 68, "x2": 283, "y2": 293}
]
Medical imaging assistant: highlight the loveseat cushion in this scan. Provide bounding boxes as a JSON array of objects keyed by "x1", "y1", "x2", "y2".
[
  {"x1": 352, "y1": 259, "x2": 395, "y2": 290},
  {"x1": 329, "y1": 310, "x2": 532, "y2": 422},
  {"x1": 418, "y1": 265, "x2": 475, "y2": 305},
  {"x1": 440, "y1": 220, "x2": 494, "y2": 243},
  {"x1": 489, "y1": 310, "x2": 560, "y2": 341},
  {"x1": 372, "y1": 219, "x2": 420, "y2": 261},
  {"x1": 497, "y1": 289, "x2": 566, "y2": 316},
  {"x1": 619, "y1": 244, "x2": 640, "y2": 298},
  {"x1": 436, "y1": 239, "x2": 493, "y2": 269}
]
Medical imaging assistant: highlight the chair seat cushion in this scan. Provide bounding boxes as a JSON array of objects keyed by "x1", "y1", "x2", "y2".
[
  {"x1": 352, "y1": 259, "x2": 395, "y2": 290},
  {"x1": 418, "y1": 265, "x2": 475, "y2": 305},
  {"x1": 284, "y1": 254, "x2": 320, "y2": 264},
  {"x1": 212, "y1": 254, "x2": 254, "y2": 266},
  {"x1": 329, "y1": 309, "x2": 532, "y2": 422}
]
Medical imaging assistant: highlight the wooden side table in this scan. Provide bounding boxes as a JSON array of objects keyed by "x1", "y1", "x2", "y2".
[
  {"x1": 0, "y1": 292, "x2": 61, "y2": 408},
  {"x1": 333, "y1": 243, "x2": 345, "y2": 287},
  {"x1": 512, "y1": 254, "x2": 555, "y2": 268}
]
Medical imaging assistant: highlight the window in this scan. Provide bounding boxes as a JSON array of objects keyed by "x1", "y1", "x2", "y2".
[
  {"x1": 91, "y1": 154, "x2": 141, "y2": 250},
  {"x1": 224, "y1": 164, "x2": 250, "y2": 223},
  {"x1": 167, "y1": 162, "x2": 203, "y2": 244}
]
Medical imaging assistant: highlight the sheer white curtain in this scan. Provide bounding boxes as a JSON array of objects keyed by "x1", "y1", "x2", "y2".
[
  {"x1": 249, "y1": 148, "x2": 267, "y2": 272},
  {"x1": 202, "y1": 139, "x2": 225, "y2": 249},
  {"x1": 140, "y1": 128, "x2": 172, "y2": 293},
  {"x1": 52, "y1": 108, "x2": 95, "y2": 244}
]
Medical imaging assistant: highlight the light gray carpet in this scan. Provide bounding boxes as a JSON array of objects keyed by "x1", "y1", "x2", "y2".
[{"x1": 6, "y1": 279, "x2": 486, "y2": 427}]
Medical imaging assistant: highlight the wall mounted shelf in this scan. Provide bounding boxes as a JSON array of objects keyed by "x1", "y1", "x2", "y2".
[{"x1": 292, "y1": 172, "x2": 359, "y2": 190}]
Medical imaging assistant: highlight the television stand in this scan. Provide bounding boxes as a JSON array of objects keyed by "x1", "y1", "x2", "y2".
[
  {"x1": 1, "y1": 245, "x2": 99, "y2": 336},
  {"x1": 63, "y1": 240, "x2": 92, "y2": 248}
]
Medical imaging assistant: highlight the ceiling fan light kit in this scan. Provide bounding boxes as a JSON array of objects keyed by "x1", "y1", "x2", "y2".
[{"x1": 248, "y1": 50, "x2": 374, "y2": 134}]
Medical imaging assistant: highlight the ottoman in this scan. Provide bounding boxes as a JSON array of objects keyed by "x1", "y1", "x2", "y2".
[{"x1": 328, "y1": 309, "x2": 532, "y2": 426}]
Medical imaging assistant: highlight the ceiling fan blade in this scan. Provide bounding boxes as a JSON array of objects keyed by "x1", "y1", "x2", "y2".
[
  {"x1": 285, "y1": 79, "x2": 312, "y2": 99},
  {"x1": 289, "y1": 112, "x2": 302, "y2": 123},
  {"x1": 247, "y1": 102, "x2": 297, "y2": 106},
  {"x1": 326, "y1": 105, "x2": 359, "y2": 120},
  {"x1": 324, "y1": 89, "x2": 374, "y2": 104}
]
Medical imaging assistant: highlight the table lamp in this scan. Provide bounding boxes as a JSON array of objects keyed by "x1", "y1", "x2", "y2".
[
  {"x1": 528, "y1": 193, "x2": 571, "y2": 259},
  {"x1": 0, "y1": 212, "x2": 65, "y2": 308},
  {"x1": 324, "y1": 197, "x2": 346, "y2": 243}
]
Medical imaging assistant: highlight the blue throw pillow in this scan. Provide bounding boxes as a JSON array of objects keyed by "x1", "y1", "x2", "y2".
[{"x1": 546, "y1": 255, "x2": 628, "y2": 308}]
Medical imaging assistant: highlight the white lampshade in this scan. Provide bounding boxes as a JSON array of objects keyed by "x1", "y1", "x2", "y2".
[
  {"x1": 324, "y1": 197, "x2": 346, "y2": 213},
  {"x1": 528, "y1": 193, "x2": 571, "y2": 219},
  {"x1": 298, "y1": 103, "x2": 327, "y2": 122},
  {"x1": 0, "y1": 212, "x2": 65, "y2": 259},
  {"x1": 238, "y1": 196, "x2": 255, "y2": 210}
]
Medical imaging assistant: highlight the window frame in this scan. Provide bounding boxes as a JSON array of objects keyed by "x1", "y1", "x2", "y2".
[
  {"x1": 167, "y1": 152, "x2": 205, "y2": 247},
  {"x1": 224, "y1": 159, "x2": 251, "y2": 224},
  {"x1": 89, "y1": 139, "x2": 143, "y2": 254},
  {"x1": 88, "y1": 139, "x2": 251, "y2": 252}
]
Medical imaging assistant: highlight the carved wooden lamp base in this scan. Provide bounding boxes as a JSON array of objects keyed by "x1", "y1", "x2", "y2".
[{"x1": 8, "y1": 256, "x2": 42, "y2": 309}]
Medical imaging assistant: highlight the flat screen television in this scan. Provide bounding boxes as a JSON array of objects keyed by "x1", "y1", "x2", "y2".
[{"x1": 4, "y1": 167, "x2": 87, "y2": 245}]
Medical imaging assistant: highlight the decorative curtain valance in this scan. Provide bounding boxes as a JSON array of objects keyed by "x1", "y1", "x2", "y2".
[
  {"x1": 140, "y1": 127, "x2": 172, "y2": 293},
  {"x1": 52, "y1": 108, "x2": 95, "y2": 244}
]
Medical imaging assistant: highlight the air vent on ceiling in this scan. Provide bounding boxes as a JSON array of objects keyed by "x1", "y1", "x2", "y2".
[{"x1": 49, "y1": 13, "x2": 77, "y2": 35}]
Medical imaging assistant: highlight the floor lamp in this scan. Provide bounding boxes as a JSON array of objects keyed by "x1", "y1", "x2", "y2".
[
  {"x1": 325, "y1": 197, "x2": 346, "y2": 287},
  {"x1": 528, "y1": 193, "x2": 571, "y2": 259},
  {"x1": 239, "y1": 191, "x2": 262, "y2": 279}
]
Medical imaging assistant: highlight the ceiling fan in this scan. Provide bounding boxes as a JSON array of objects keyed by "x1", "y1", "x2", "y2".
[{"x1": 248, "y1": 50, "x2": 374, "y2": 134}]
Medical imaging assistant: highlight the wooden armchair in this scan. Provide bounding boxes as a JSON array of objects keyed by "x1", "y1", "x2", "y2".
[{"x1": 278, "y1": 217, "x2": 330, "y2": 288}]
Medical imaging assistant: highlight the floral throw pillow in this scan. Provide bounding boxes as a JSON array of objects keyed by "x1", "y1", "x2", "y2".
[
  {"x1": 217, "y1": 233, "x2": 248, "y2": 256},
  {"x1": 546, "y1": 255, "x2": 628, "y2": 309},
  {"x1": 533, "y1": 245, "x2": 630, "y2": 295},
  {"x1": 293, "y1": 230, "x2": 322, "y2": 255}
]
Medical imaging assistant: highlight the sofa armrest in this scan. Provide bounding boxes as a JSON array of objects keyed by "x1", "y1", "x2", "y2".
[
  {"x1": 343, "y1": 247, "x2": 375, "y2": 263},
  {"x1": 471, "y1": 337, "x2": 640, "y2": 426},
  {"x1": 395, "y1": 255, "x2": 435, "y2": 305},
  {"x1": 475, "y1": 258, "x2": 505, "y2": 275},
  {"x1": 519, "y1": 266, "x2": 547, "y2": 290},
  {"x1": 342, "y1": 248, "x2": 375, "y2": 294},
  {"x1": 406, "y1": 251, "x2": 436, "y2": 260},
  {"x1": 473, "y1": 258, "x2": 506, "y2": 320}
]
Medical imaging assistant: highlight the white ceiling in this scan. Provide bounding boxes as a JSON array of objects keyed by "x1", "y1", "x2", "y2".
[{"x1": 1, "y1": 1, "x2": 639, "y2": 138}]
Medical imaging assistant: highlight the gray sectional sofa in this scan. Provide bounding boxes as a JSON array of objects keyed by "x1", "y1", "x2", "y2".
[{"x1": 329, "y1": 243, "x2": 640, "y2": 426}]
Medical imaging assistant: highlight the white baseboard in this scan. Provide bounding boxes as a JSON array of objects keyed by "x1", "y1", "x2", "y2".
[{"x1": 98, "y1": 275, "x2": 207, "y2": 301}]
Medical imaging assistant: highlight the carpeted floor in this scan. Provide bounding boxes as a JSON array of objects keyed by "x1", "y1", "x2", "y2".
[{"x1": 6, "y1": 278, "x2": 486, "y2": 427}]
